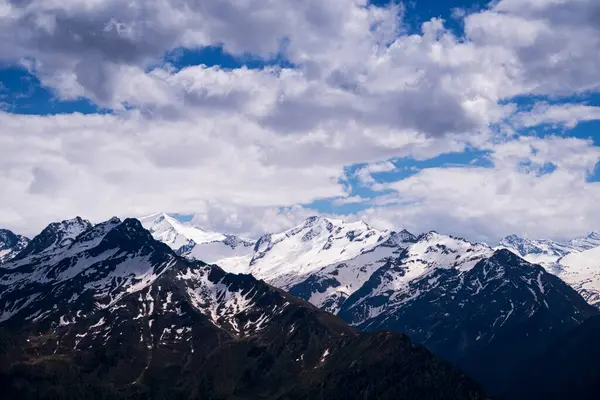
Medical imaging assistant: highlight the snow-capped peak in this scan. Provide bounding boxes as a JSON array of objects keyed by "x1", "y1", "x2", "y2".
[
  {"x1": 0, "y1": 229, "x2": 29, "y2": 263},
  {"x1": 138, "y1": 213, "x2": 256, "y2": 272},
  {"x1": 499, "y1": 234, "x2": 542, "y2": 257},
  {"x1": 48, "y1": 216, "x2": 92, "y2": 242},
  {"x1": 248, "y1": 216, "x2": 389, "y2": 288},
  {"x1": 404, "y1": 231, "x2": 494, "y2": 273},
  {"x1": 497, "y1": 234, "x2": 575, "y2": 265},
  {"x1": 139, "y1": 212, "x2": 227, "y2": 250},
  {"x1": 567, "y1": 231, "x2": 600, "y2": 252},
  {"x1": 15, "y1": 217, "x2": 92, "y2": 259}
]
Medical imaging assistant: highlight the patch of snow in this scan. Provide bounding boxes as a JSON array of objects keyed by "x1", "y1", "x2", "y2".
[
  {"x1": 89, "y1": 317, "x2": 106, "y2": 329},
  {"x1": 320, "y1": 349, "x2": 330, "y2": 363}
]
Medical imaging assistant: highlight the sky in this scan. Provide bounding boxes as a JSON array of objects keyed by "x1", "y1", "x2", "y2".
[{"x1": 1, "y1": 0, "x2": 600, "y2": 243}]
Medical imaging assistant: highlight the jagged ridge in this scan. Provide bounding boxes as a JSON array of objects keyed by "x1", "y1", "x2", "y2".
[{"x1": 0, "y1": 216, "x2": 491, "y2": 400}]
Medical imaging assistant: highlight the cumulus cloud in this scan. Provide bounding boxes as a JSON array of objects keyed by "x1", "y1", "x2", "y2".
[
  {"x1": 465, "y1": 0, "x2": 600, "y2": 95},
  {"x1": 512, "y1": 103, "x2": 600, "y2": 129},
  {"x1": 0, "y1": 110, "x2": 341, "y2": 233},
  {"x1": 354, "y1": 161, "x2": 397, "y2": 186},
  {"x1": 0, "y1": 0, "x2": 399, "y2": 104},
  {"x1": 0, "y1": 0, "x2": 600, "y2": 243},
  {"x1": 365, "y1": 136, "x2": 600, "y2": 242},
  {"x1": 189, "y1": 204, "x2": 319, "y2": 239}
]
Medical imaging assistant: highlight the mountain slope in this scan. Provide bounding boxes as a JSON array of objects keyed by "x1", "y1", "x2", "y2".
[
  {"x1": 337, "y1": 232, "x2": 494, "y2": 327},
  {"x1": 510, "y1": 315, "x2": 600, "y2": 400},
  {"x1": 0, "y1": 217, "x2": 490, "y2": 400},
  {"x1": 0, "y1": 229, "x2": 29, "y2": 264},
  {"x1": 338, "y1": 248, "x2": 599, "y2": 397},
  {"x1": 288, "y1": 230, "x2": 417, "y2": 314},
  {"x1": 557, "y1": 246, "x2": 600, "y2": 307}
]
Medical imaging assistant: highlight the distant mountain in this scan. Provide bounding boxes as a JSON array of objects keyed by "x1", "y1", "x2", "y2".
[
  {"x1": 143, "y1": 215, "x2": 398, "y2": 292},
  {"x1": 567, "y1": 231, "x2": 600, "y2": 252},
  {"x1": 338, "y1": 248, "x2": 599, "y2": 397},
  {"x1": 247, "y1": 216, "x2": 391, "y2": 288},
  {"x1": 510, "y1": 315, "x2": 600, "y2": 400},
  {"x1": 0, "y1": 229, "x2": 29, "y2": 264},
  {"x1": 498, "y1": 232, "x2": 600, "y2": 265},
  {"x1": 139, "y1": 212, "x2": 255, "y2": 272},
  {"x1": 282, "y1": 228, "x2": 599, "y2": 396},
  {"x1": 288, "y1": 229, "x2": 417, "y2": 314},
  {"x1": 498, "y1": 234, "x2": 574, "y2": 266},
  {"x1": 0, "y1": 216, "x2": 491, "y2": 400},
  {"x1": 500, "y1": 232, "x2": 600, "y2": 308},
  {"x1": 557, "y1": 246, "x2": 600, "y2": 307}
]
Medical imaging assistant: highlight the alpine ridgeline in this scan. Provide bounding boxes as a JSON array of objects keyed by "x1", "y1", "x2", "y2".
[
  {"x1": 143, "y1": 215, "x2": 600, "y2": 398},
  {"x1": 499, "y1": 232, "x2": 600, "y2": 307},
  {"x1": 0, "y1": 217, "x2": 490, "y2": 400}
]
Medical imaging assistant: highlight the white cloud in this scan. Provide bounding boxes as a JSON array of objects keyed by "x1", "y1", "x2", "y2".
[
  {"x1": 0, "y1": 0, "x2": 401, "y2": 106},
  {"x1": 513, "y1": 103, "x2": 600, "y2": 129},
  {"x1": 0, "y1": 110, "x2": 344, "y2": 234},
  {"x1": 189, "y1": 204, "x2": 318, "y2": 239},
  {"x1": 331, "y1": 195, "x2": 369, "y2": 206},
  {"x1": 354, "y1": 161, "x2": 396, "y2": 185},
  {"x1": 365, "y1": 136, "x2": 600, "y2": 242},
  {"x1": 0, "y1": 106, "x2": 469, "y2": 236},
  {"x1": 465, "y1": 0, "x2": 600, "y2": 95},
  {"x1": 0, "y1": 0, "x2": 599, "y2": 243}
]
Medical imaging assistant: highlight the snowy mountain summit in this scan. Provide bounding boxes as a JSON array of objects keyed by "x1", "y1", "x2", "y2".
[
  {"x1": 138, "y1": 212, "x2": 255, "y2": 272},
  {"x1": 247, "y1": 216, "x2": 391, "y2": 288},
  {"x1": 0, "y1": 229, "x2": 29, "y2": 263},
  {"x1": 139, "y1": 215, "x2": 600, "y2": 312},
  {"x1": 499, "y1": 234, "x2": 572, "y2": 260},
  {"x1": 138, "y1": 212, "x2": 228, "y2": 249},
  {"x1": 499, "y1": 232, "x2": 600, "y2": 307}
]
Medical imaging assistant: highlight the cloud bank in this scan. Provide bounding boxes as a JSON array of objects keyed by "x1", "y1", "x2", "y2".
[{"x1": 0, "y1": 0, "x2": 599, "y2": 242}]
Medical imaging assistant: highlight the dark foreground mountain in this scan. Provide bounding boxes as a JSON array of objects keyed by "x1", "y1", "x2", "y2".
[
  {"x1": 509, "y1": 315, "x2": 600, "y2": 400},
  {"x1": 337, "y1": 246, "x2": 599, "y2": 397},
  {"x1": 0, "y1": 217, "x2": 489, "y2": 400}
]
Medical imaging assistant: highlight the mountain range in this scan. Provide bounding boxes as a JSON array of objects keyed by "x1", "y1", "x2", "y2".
[
  {"x1": 0, "y1": 216, "x2": 490, "y2": 400},
  {"x1": 2, "y1": 213, "x2": 600, "y2": 399},
  {"x1": 135, "y1": 213, "x2": 600, "y2": 397},
  {"x1": 138, "y1": 213, "x2": 600, "y2": 311}
]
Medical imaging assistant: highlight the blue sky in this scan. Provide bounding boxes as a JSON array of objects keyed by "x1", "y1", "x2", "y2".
[
  {"x1": 1, "y1": 0, "x2": 599, "y2": 242},
  {"x1": 0, "y1": 66, "x2": 103, "y2": 115}
]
